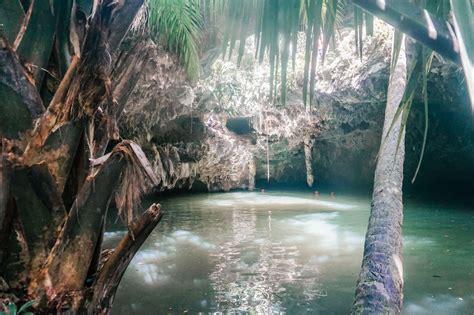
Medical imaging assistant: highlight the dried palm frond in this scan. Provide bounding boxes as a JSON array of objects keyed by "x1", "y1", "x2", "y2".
[{"x1": 108, "y1": 141, "x2": 159, "y2": 229}]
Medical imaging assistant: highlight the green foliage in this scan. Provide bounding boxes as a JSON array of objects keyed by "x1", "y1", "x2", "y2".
[
  {"x1": 212, "y1": 0, "x2": 346, "y2": 106},
  {"x1": 0, "y1": 301, "x2": 34, "y2": 315},
  {"x1": 412, "y1": 48, "x2": 434, "y2": 183},
  {"x1": 147, "y1": 0, "x2": 204, "y2": 81}
]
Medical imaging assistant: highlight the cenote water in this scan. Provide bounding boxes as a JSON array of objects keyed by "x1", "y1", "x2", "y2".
[{"x1": 109, "y1": 191, "x2": 474, "y2": 314}]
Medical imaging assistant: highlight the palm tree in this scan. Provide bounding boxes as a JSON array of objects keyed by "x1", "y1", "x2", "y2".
[
  {"x1": 0, "y1": 0, "x2": 162, "y2": 313},
  {"x1": 352, "y1": 34, "x2": 407, "y2": 314},
  {"x1": 0, "y1": 0, "x2": 472, "y2": 313}
]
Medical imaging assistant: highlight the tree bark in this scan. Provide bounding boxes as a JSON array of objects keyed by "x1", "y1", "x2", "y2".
[
  {"x1": 108, "y1": 0, "x2": 145, "y2": 52},
  {"x1": 0, "y1": 1, "x2": 157, "y2": 313},
  {"x1": 0, "y1": 150, "x2": 12, "y2": 264},
  {"x1": 0, "y1": 0, "x2": 24, "y2": 44},
  {"x1": 28, "y1": 151, "x2": 127, "y2": 303},
  {"x1": 352, "y1": 35, "x2": 407, "y2": 314},
  {"x1": 93, "y1": 40, "x2": 152, "y2": 157},
  {"x1": 11, "y1": 163, "x2": 67, "y2": 275},
  {"x1": 0, "y1": 35, "x2": 44, "y2": 140}
]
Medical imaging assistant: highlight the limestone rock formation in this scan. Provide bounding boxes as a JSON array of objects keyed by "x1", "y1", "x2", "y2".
[{"x1": 120, "y1": 22, "x2": 471, "y2": 192}]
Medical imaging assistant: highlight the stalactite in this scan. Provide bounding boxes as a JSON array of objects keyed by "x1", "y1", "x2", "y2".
[
  {"x1": 248, "y1": 157, "x2": 256, "y2": 190},
  {"x1": 304, "y1": 137, "x2": 315, "y2": 187},
  {"x1": 264, "y1": 113, "x2": 270, "y2": 183},
  {"x1": 266, "y1": 135, "x2": 270, "y2": 182}
]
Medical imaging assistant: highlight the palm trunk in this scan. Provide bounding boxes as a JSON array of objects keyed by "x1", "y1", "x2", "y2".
[
  {"x1": 0, "y1": 1, "x2": 160, "y2": 313},
  {"x1": 352, "y1": 35, "x2": 407, "y2": 314}
]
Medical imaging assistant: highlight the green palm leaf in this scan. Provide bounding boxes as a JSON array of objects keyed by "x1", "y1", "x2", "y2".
[
  {"x1": 18, "y1": 300, "x2": 35, "y2": 314},
  {"x1": 148, "y1": 0, "x2": 203, "y2": 81}
]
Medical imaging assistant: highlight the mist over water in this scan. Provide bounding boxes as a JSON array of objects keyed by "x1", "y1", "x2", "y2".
[{"x1": 110, "y1": 191, "x2": 474, "y2": 314}]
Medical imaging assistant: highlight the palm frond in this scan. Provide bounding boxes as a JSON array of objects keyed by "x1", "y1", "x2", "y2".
[
  {"x1": 215, "y1": 0, "x2": 342, "y2": 106},
  {"x1": 412, "y1": 48, "x2": 434, "y2": 183},
  {"x1": 308, "y1": 0, "x2": 323, "y2": 107},
  {"x1": 147, "y1": 0, "x2": 203, "y2": 81},
  {"x1": 320, "y1": 0, "x2": 338, "y2": 63}
]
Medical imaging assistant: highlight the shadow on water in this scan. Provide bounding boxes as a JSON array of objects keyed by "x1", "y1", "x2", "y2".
[{"x1": 108, "y1": 190, "x2": 474, "y2": 314}]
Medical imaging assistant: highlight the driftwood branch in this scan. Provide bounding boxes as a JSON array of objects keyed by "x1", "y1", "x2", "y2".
[{"x1": 86, "y1": 204, "x2": 163, "y2": 314}]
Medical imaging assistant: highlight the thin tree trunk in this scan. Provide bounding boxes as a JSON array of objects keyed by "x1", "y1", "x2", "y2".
[
  {"x1": 248, "y1": 158, "x2": 256, "y2": 190},
  {"x1": 352, "y1": 35, "x2": 407, "y2": 314}
]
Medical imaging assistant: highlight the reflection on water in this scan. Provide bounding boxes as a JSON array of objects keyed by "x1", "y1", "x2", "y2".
[
  {"x1": 209, "y1": 209, "x2": 324, "y2": 313},
  {"x1": 207, "y1": 193, "x2": 355, "y2": 210},
  {"x1": 111, "y1": 191, "x2": 474, "y2": 314}
]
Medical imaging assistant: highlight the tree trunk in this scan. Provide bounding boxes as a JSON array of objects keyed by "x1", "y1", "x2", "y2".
[
  {"x1": 0, "y1": 1, "x2": 161, "y2": 313},
  {"x1": 352, "y1": 35, "x2": 407, "y2": 314}
]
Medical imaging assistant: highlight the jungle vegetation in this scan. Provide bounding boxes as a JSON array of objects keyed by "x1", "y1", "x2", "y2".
[{"x1": 0, "y1": 0, "x2": 472, "y2": 314}]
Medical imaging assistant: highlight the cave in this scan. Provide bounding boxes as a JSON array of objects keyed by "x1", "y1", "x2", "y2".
[
  {"x1": 1, "y1": 1, "x2": 473, "y2": 314},
  {"x1": 225, "y1": 117, "x2": 254, "y2": 135}
]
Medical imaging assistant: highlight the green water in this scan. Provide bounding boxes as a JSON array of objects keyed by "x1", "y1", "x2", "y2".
[{"x1": 110, "y1": 191, "x2": 474, "y2": 314}]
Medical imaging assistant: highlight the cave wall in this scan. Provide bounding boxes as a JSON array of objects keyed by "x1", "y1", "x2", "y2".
[{"x1": 119, "y1": 24, "x2": 472, "y2": 193}]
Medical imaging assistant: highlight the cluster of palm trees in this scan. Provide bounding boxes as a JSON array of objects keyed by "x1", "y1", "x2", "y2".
[{"x1": 0, "y1": 0, "x2": 472, "y2": 313}]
